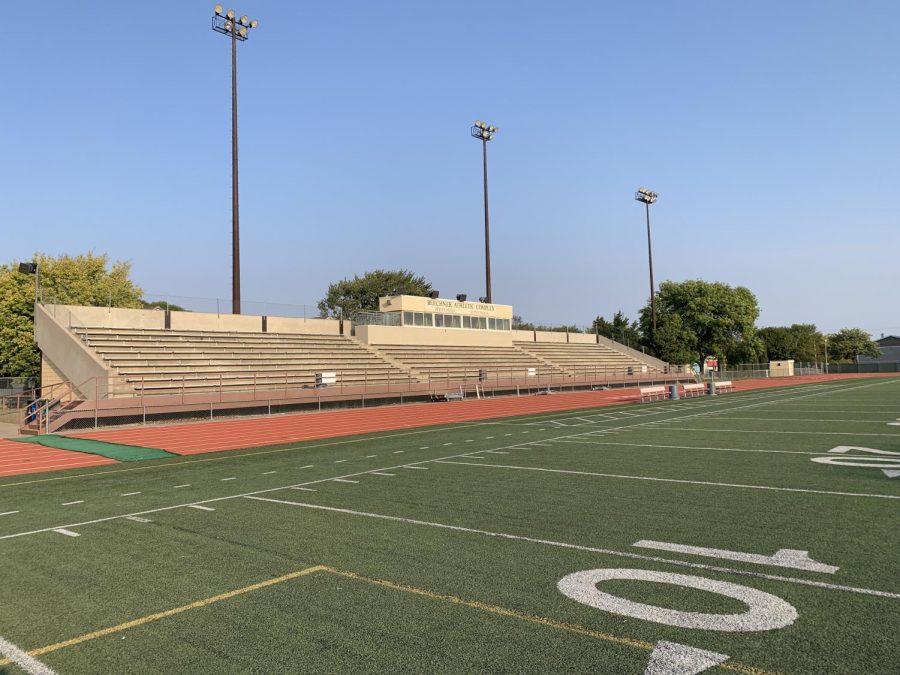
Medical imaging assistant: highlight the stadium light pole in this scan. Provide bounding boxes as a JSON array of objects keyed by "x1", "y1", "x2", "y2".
[
  {"x1": 471, "y1": 120, "x2": 498, "y2": 304},
  {"x1": 212, "y1": 5, "x2": 258, "y2": 315},
  {"x1": 634, "y1": 187, "x2": 658, "y2": 337},
  {"x1": 18, "y1": 261, "x2": 40, "y2": 305}
]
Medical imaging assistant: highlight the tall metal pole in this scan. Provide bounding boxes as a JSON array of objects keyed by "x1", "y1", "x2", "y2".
[
  {"x1": 482, "y1": 137, "x2": 491, "y2": 304},
  {"x1": 645, "y1": 202, "x2": 656, "y2": 335},
  {"x1": 230, "y1": 25, "x2": 241, "y2": 315}
]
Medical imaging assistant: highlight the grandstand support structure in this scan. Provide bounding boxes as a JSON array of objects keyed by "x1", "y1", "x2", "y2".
[{"x1": 23, "y1": 303, "x2": 685, "y2": 433}]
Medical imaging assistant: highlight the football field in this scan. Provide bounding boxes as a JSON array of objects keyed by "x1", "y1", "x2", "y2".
[{"x1": 0, "y1": 377, "x2": 898, "y2": 674}]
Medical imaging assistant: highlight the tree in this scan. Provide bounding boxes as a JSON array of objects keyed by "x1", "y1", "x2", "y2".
[
  {"x1": 0, "y1": 253, "x2": 144, "y2": 378},
  {"x1": 512, "y1": 315, "x2": 534, "y2": 331},
  {"x1": 826, "y1": 328, "x2": 881, "y2": 362},
  {"x1": 140, "y1": 300, "x2": 187, "y2": 312},
  {"x1": 592, "y1": 311, "x2": 642, "y2": 347},
  {"x1": 317, "y1": 269, "x2": 433, "y2": 319},
  {"x1": 759, "y1": 324, "x2": 823, "y2": 363},
  {"x1": 639, "y1": 280, "x2": 764, "y2": 365}
]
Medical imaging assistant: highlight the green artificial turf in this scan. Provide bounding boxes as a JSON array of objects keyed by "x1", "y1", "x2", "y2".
[{"x1": 0, "y1": 377, "x2": 897, "y2": 674}]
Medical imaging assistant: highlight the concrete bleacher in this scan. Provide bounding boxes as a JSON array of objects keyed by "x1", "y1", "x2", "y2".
[
  {"x1": 73, "y1": 327, "x2": 415, "y2": 395},
  {"x1": 513, "y1": 340, "x2": 660, "y2": 377},
  {"x1": 372, "y1": 344, "x2": 566, "y2": 383}
]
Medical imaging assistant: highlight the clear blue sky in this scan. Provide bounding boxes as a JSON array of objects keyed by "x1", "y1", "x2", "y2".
[{"x1": 4, "y1": 1, "x2": 898, "y2": 335}]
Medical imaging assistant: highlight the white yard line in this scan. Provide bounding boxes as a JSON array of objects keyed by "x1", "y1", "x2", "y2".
[
  {"x1": 1, "y1": 380, "x2": 890, "y2": 543},
  {"x1": 221, "y1": 477, "x2": 237, "y2": 481},
  {"x1": 173, "y1": 484, "x2": 190, "y2": 489},
  {"x1": 640, "y1": 426, "x2": 900, "y2": 437},
  {"x1": 187, "y1": 505, "x2": 215, "y2": 512},
  {"x1": 263, "y1": 471, "x2": 277, "y2": 475},
  {"x1": 369, "y1": 472, "x2": 396, "y2": 477},
  {"x1": 61, "y1": 501, "x2": 84, "y2": 506},
  {"x1": 332, "y1": 478, "x2": 359, "y2": 484},
  {"x1": 663, "y1": 416, "x2": 895, "y2": 424},
  {"x1": 242, "y1": 496, "x2": 900, "y2": 600},
  {"x1": 120, "y1": 492, "x2": 141, "y2": 496},
  {"x1": 0, "y1": 511, "x2": 19, "y2": 517},
  {"x1": 549, "y1": 439, "x2": 882, "y2": 457},
  {"x1": 435, "y1": 460, "x2": 900, "y2": 500},
  {"x1": 52, "y1": 528, "x2": 79, "y2": 537},
  {"x1": 0, "y1": 635, "x2": 59, "y2": 675}
]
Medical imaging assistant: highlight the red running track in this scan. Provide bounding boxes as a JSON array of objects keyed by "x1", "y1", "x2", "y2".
[
  {"x1": 0, "y1": 373, "x2": 894, "y2": 478},
  {"x1": 69, "y1": 373, "x2": 898, "y2": 456},
  {"x1": 0, "y1": 438, "x2": 117, "y2": 478}
]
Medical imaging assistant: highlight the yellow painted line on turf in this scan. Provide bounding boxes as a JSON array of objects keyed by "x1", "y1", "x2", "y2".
[
  {"x1": 0, "y1": 563, "x2": 774, "y2": 675},
  {"x1": 0, "y1": 565, "x2": 327, "y2": 666},
  {"x1": 317, "y1": 566, "x2": 775, "y2": 675}
]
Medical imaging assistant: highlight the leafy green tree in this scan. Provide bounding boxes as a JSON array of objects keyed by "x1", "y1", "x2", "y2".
[
  {"x1": 592, "y1": 311, "x2": 642, "y2": 347},
  {"x1": 0, "y1": 253, "x2": 144, "y2": 378},
  {"x1": 140, "y1": 300, "x2": 187, "y2": 312},
  {"x1": 512, "y1": 315, "x2": 534, "y2": 331},
  {"x1": 826, "y1": 328, "x2": 881, "y2": 362},
  {"x1": 759, "y1": 324, "x2": 823, "y2": 363},
  {"x1": 318, "y1": 269, "x2": 433, "y2": 319},
  {"x1": 639, "y1": 280, "x2": 764, "y2": 365}
]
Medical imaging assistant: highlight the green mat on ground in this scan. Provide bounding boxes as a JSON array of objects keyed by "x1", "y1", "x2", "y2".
[{"x1": 11, "y1": 434, "x2": 176, "y2": 461}]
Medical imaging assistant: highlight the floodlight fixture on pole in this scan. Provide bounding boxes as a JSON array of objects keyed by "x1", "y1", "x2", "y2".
[
  {"x1": 212, "y1": 5, "x2": 259, "y2": 315},
  {"x1": 18, "y1": 261, "x2": 40, "y2": 305},
  {"x1": 634, "y1": 187, "x2": 659, "y2": 336},
  {"x1": 471, "y1": 120, "x2": 498, "y2": 304}
]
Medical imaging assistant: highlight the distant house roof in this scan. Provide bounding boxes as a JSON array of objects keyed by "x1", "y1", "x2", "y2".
[
  {"x1": 876, "y1": 335, "x2": 900, "y2": 347},
  {"x1": 858, "y1": 344, "x2": 900, "y2": 363}
]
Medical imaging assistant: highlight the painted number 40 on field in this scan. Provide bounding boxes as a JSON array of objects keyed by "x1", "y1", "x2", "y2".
[{"x1": 811, "y1": 446, "x2": 900, "y2": 478}]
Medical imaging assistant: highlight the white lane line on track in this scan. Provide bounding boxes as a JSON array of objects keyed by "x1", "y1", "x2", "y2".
[
  {"x1": 435, "y1": 461, "x2": 900, "y2": 500},
  {"x1": 53, "y1": 528, "x2": 79, "y2": 537},
  {"x1": 243, "y1": 495, "x2": 900, "y2": 600},
  {"x1": 0, "y1": 388, "x2": 816, "y2": 496},
  {"x1": 2, "y1": 380, "x2": 888, "y2": 543},
  {"x1": 61, "y1": 501, "x2": 84, "y2": 506},
  {"x1": 0, "y1": 634, "x2": 59, "y2": 675},
  {"x1": 187, "y1": 505, "x2": 215, "y2": 511}
]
